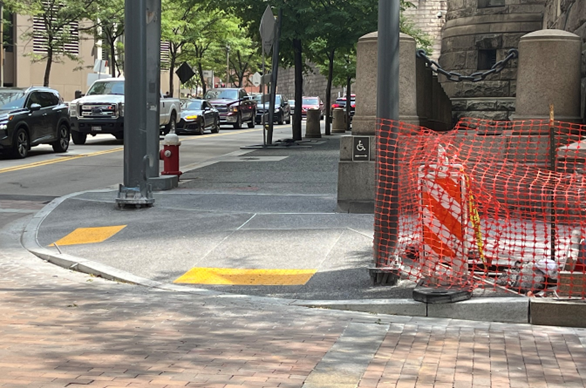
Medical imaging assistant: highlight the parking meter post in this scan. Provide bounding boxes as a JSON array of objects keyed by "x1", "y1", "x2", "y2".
[{"x1": 267, "y1": 8, "x2": 282, "y2": 145}]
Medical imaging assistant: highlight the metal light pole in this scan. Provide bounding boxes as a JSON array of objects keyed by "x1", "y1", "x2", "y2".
[
  {"x1": 373, "y1": 0, "x2": 400, "y2": 276},
  {"x1": 116, "y1": 0, "x2": 154, "y2": 208}
]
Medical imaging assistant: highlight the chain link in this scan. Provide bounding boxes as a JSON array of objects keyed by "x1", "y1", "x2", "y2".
[{"x1": 416, "y1": 48, "x2": 518, "y2": 82}]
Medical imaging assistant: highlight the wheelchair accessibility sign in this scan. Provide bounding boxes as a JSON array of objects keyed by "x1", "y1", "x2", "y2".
[{"x1": 352, "y1": 136, "x2": 370, "y2": 161}]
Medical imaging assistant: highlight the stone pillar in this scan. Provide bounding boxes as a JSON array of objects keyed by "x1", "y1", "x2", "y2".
[
  {"x1": 305, "y1": 108, "x2": 322, "y2": 138},
  {"x1": 352, "y1": 32, "x2": 419, "y2": 135},
  {"x1": 332, "y1": 108, "x2": 346, "y2": 133},
  {"x1": 515, "y1": 29, "x2": 582, "y2": 123},
  {"x1": 338, "y1": 32, "x2": 419, "y2": 213}
]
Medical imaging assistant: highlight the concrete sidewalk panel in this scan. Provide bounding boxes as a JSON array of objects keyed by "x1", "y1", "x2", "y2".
[{"x1": 427, "y1": 297, "x2": 529, "y2": 323}]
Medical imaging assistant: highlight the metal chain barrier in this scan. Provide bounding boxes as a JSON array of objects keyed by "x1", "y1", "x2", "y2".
[{"x1": 416, "y1": 48, "x2": 519, "y2": 82}]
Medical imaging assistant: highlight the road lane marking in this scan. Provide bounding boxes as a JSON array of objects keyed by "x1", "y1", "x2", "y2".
[
  {"x1": 174, "y1": 267, "x2": 316, "y2": 285},
  {"x1": 0, "y1": 148, "x2": 123, "y2": 174},
  {"x1": 50, "y1": 225, "x2": 126, "y2": 246},
  {"x1": 0, "y1": 127, "x2": 263, "y2": 174}
]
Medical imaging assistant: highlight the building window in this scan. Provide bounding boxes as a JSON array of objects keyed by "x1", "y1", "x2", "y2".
[
  {"x1": 32, "y1": 3, "x2": 79, "y2": 55},
  {"x1": 478, "y1": 0, "x2": 505, "y2": 8},
  {"x1": 160, "y1": 41, "x2": 170, "y2": 70},
  {"x1": 478, "y1": 49, "x2": 497, "y2": 70}
]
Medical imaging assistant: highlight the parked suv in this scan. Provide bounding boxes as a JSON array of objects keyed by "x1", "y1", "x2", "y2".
[
  {"x1": 0, "y1": 86, "x2": 70, "y2": 159},
  {"x1": 203, "y1": 88, "x2": 256, "y2": 129}
]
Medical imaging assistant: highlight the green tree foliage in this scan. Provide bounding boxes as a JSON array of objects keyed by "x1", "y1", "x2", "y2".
[
  {"x1": 4, "y1": 0, "x2": 96, "y2": 87},
  {"x1": 84, "y1": 0, "x2": 125, "y2": 77},
  {"x1": 220, "y1": 0, "x2": 321, "y2": 140}
]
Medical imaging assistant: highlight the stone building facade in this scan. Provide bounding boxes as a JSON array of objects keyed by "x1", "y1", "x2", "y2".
[
  {"x1": 403, "y1": 0, "x2": 448, "y2": 60},
  {"x1": 542, "y1": 0, "x2": 586, "y2": 120},
  {"x1": 439, "y1": 0, "x2": 546, "y2": 123}
]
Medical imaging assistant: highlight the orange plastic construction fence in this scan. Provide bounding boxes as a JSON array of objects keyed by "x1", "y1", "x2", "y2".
[{"x1": 374, "y1": 118, "x2": 586, "y2": 299}]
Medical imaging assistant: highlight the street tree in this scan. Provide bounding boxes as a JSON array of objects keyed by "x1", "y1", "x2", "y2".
[
  {"x1": 5, "y1": 0, "x2": 96, "y2": 87},
  {"x1": 84, "y1": 0, "x2": 125, "y2": 77},
  {"x1": 161, "y1": 0, "x2": 209, "y2": 97},
  {"x1": 178, "y1": 11, "x2": 246, "y2": 95},
  {"x1": 220, "y1": 0, "x2": 319, "y2": 141}
]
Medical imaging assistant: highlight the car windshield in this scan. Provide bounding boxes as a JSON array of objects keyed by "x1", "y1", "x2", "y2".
[
  {"x1": 303, "y1": 98, "x2": 319, "y2": 105},
  {"x1": 204, "y1": 89, "x2": 238, "y2": 100},
  {"x1": 86, "y1": 81, "x2": 125, "y2": 96},
  {"x1": 0, "y1": 91, "x2": 26, "y2": 109},
  {"x1": 183, "y1": 100, "x2": 202, "y2": 110}
]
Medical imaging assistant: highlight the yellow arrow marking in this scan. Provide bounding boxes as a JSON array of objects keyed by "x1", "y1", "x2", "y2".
[
  {"x1": 174, "y1": 267, "x2": 316, "y2": 285},
  {"x1": 50, "y1": 225, "x2": 126, "y2": 246}
]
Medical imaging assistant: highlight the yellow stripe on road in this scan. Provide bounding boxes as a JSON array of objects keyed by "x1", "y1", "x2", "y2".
[
  {"x1": 174, "y1": 267, "x2": 316, "y2": 285},
  {"x1": 0, "y1": 127, "x2": 262, "y2": 174},
  {"x1": 0, "y1": 148, "x2": 123, "y2": 174},
  {"x1": 50, "y1": 225, "x2": 126, "y2": 246}
]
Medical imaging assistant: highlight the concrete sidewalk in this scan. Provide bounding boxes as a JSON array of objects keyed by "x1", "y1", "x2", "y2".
[
  {"x1": 2, "y1": 213, "x2": 586, "y2": 388},
  {"x1": 18, "y1": 132, "x2": 550, "y2": 325}
]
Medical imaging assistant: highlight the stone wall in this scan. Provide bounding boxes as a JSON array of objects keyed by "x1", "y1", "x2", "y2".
[
  {"x1": 403, "y1": 0, "x2": 448, "y2": 60},
  {"x1": 543, "y1": 0, "x2": 586, "y2": 119},
  {"x1": 440, "y1": 0, "x2": 546, "y2": 123}
]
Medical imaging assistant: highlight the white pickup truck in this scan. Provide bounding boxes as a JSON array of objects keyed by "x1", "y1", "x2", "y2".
[{"x1": 67, "y1": 77, "x2": 181, "y2": 144}]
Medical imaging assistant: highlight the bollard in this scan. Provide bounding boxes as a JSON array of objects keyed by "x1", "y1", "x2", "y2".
[
  {"x1": 332, "y1": 108, "x2": 346, "y2": 133},
  {"x1": 305, "y1": 108, "x2": 321, "y2": 138}
]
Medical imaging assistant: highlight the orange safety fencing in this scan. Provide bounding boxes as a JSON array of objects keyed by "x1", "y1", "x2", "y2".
[{"x1": 374, "y1": 117, "x2": 586, "y2": 299}]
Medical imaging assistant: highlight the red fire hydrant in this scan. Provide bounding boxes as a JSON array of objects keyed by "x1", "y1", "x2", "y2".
[{"x1": 160, "y1": 132, "x2": 182, "y2": 176}]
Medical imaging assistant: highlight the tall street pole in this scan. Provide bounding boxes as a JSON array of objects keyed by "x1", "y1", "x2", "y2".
[
  {"x1": 116, "y1": 0, "x2": 154, "y2": 208},
  {"x1": 374, "y1": 0, "x2": 400, "y2": 269}
]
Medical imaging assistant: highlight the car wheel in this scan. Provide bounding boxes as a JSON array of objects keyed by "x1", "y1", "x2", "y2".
[
  {"x1": 51, "y1": 123, "x2": 70, "y2": 152},
  {"x1": 197, "y1": 121, "x2": 205, "y2": 135},
  {"x1": 211, "y1": 118, "x2": 220, "y2": 133},
  {"x1": 278, "y1": 113, "x2": 284, "y2": 125},
  {"x1": 12, "y1": 127, "x2": 29, "y2": 159},
  {"x1": 114, "y1": 132, "x2": 124, "y2": 140},
  {"x1": 233, "y1": 114, "x2": 242, "y2": 129},
  {"x1": 71, "y1": 131, "x2": 87, "y2": 145},
  {"x1": 247, "y1": 118, "x2": 255, "y2": 128},
  {"x1": 165, "y1": 112, "x2": 177, "y2": 134}
]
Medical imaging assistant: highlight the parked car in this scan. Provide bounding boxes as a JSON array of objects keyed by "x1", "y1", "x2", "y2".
[
  {"x1": 331, "y1": 94, "x2": 356, "y2": 120},
  {"x1": 203, "y1": 88, "x2": 256, "y2": 129},
  {"x1": 253, "y1": 94, "x2": 291, "y2": 125},
  {"x1": 177, "y1": 99, "x2": 220, "y2": 135},
  {"x1": 301, "y1": 96, "x2": 324, "y2": 120},
  {"x1": 0, "y1": 86, "x2": 70, "y2": 159}
]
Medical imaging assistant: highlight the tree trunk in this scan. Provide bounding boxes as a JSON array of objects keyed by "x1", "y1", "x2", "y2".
[
  {"x1": 198, "y1": 62, "x2": 206, "y2": 95},
  {"x1": 324, "y1": 49, "x2": 335, "y2": 136},
  {"x1": 109, "y1": 39, "x2": 117, "y2": 78},
  {"x1": 44, "y1": 48, "x2": 53, "y2": 87},
  {"x1": 168, "y1": 55, "x2": 176, "y2": 97},
  {"x1": 292, "y1": 39, "x2": 303, "y2": 141}
]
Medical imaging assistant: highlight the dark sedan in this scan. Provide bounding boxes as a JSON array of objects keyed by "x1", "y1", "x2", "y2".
[
  {"x1": 177, "y1": 99, "x2": 220, "y2": 135},
  {"x1": 0, "y1": 86, "x2": 70, "y2": 159}
]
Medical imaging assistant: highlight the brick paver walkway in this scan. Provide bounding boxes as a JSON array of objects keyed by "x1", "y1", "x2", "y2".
[{"x1": 1, "y1": 215, "x2": 586, "y2": 388}]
